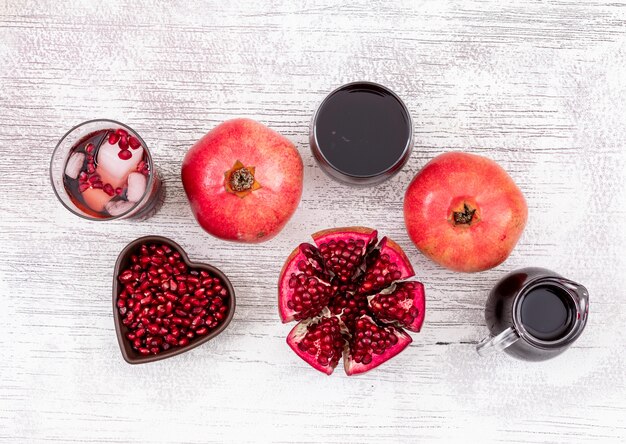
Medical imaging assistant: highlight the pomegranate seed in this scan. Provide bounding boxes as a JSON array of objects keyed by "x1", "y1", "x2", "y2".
[
  {"x1": 140, "y1": 295, "x2": 152, "y2": 305},
  {"x1": 108, "y1": 133, "x2": 120, "y2": 144},
  {"x1": 85, "y1": 143, "x2": 95, "y2": 154},
  {"x1": 119, "y1": 270, "x2": 134, "y2": 283},
  {"x1": 191, "y1": 316, "x2": 202, "y2": 328},
  {"x1": 92, "y1": 181, "x2": 103, "y2": 189},
  {"x1": 87, "y1": 163, "x2": 96, "y2": 174},
  {"x1": 116, "y1": 128, "x2": 128, "y2": 137},
  {"x1": 118, "y1": 135, "x2": 128, "y2": 150},
  {"x1": 115, "y1": 187, "x2": 123, "y2": 195},
  {"x1": 165, "y1": 334, "x2": 178, "y2": 345},
  {"x1": 118, "y1": 149, "x2": 132, "y2": 160},
  {"x1": 103, "y1": 183, "x2": 115, "y2": 196},
  {"x1": 129, "y1": 136, "x2": 141, "y2": 149},
  {"x1": 196, "y1": 327, "x2": 208, "y2": 335},
  {"x1": 78, "y1": 183, "x2": 90, "y2": 193}
]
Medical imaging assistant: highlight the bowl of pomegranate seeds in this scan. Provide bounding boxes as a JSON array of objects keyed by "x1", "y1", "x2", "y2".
[{"x1": 113, "y1": 236, "x2": 235, "y2": 364}]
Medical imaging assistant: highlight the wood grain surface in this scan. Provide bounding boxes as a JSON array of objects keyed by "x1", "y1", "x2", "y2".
[{"x1": 1, "y1": 1, "x2": 626, "y2": 442}]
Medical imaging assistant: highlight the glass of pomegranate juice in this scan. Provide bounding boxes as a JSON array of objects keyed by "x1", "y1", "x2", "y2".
[
  {"x1": 50, "y1": 119, "x2": 164, "y2": 220},
  {"x1": 310, "y1": 81, "x2": 413, "y2": 186}
]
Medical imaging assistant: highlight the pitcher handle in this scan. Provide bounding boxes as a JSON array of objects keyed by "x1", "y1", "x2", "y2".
[{"x1": 476, "y1": 327, "x2": 520, "y2": 356}]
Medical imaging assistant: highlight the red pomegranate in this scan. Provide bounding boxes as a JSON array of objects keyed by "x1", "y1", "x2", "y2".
[
  {"x1": 181, "y1": 119, "x2": 303, "y2": 243},
  {"x1": 278, "y1": 227, "x2": 426, "y2": 376},
  {"x1": 404, "y1": 152, "x2": 528, "y2": 272}
]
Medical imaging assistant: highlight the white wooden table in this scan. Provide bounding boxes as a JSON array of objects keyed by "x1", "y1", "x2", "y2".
[{"x1": 1, "y1": 1, "x2": 626, "y2": 442}]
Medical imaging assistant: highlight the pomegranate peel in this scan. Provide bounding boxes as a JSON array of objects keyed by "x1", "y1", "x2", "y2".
[
  {"x1": 312, "y1": 226, "x2": 378, "y2": 247},
  {"x1": 278, "y1": 227, "x2": 426, "y2": 375}
]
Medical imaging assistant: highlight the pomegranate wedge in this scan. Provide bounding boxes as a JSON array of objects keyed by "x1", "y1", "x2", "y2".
[
  {"x1": 369, "y1": 281, "x2": 426, "y2": 332},
  {"x1": 312, "y1": 227, "x2": 378, "y2": 285},
  {"x1": 287, "y1": 310, "x2": 347, "y2": 375},
  {"x1": 278, "y1": 243, "x2": 333, "y2": 323},
  {"x1": 358, "y1": 237, "x2": 414, "y2": 295},
  {"x1": 344, "y1": 315, "x2": 412, "y2": 376}
]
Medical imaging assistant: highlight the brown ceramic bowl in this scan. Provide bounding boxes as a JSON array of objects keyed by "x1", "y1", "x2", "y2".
[{"x1": 112, "y1": 235, "x2": 236, "y2": 364}]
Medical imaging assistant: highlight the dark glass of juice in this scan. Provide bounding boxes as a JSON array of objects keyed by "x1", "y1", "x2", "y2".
[
  {"x1": 50, "y1": 120, "x2": 164, "y2": 221},
  {"x1": 310, "y1": 82, "x2": 413, "y2": 186}
]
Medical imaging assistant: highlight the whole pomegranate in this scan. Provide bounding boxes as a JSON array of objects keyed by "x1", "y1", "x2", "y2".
[
  {"x1": 181, "y1": 119, "x2": 303, "y2": 243},
  {"x1": 404, "y1": 152, "x2": 528, "y2": 272},
  {"x1": 278, "y1": 227, "x2": 426, "y2": 376}
]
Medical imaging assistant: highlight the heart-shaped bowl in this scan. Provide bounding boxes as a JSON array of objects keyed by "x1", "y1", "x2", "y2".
[{"x1": 113, "y1": 235, "x2": 235, "y2": 364}]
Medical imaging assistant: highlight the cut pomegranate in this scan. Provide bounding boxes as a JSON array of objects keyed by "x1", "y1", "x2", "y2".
[
  {"x1": 369, "y1": 281, "x2": 425, "y2": 332},
  {"x1": 286, "y1": 310, "x2": 347, "y2": 375},
  {"x1": 278, "y1": 227, "x2": 425, "y2": 376},
  {"x1": 344, "y1": 315, "x2": 412, "y2": 376}
]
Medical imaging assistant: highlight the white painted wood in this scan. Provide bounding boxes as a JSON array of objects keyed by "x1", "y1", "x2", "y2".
[{"x1": 1, "y1": 0, "x2": 625, "y2": 442}]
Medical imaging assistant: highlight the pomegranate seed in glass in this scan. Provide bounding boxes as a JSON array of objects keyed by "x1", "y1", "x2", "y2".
[{"x1": 50, "y1": 119, "x2": 164, "y2": 220}]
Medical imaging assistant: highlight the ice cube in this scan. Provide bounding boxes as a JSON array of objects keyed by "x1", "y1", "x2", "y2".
[
  {"x1": 82, "y1": 188, "x2": 113, "y2": 213},
  {"x1": 64, "y1": 152, "x2": 85, "y2": 179},
  {"x1": 97, "y1": 139, "x2": 144, "y2": 188},
  {"x1": 126, "y1": 172, "x2": 147, "y2": 202},
  {"x1": 105, "y1": 199, "x2": 136, "y2": 217}
]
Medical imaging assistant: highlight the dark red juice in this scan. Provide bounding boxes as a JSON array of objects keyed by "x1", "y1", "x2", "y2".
[{"x1": 313, "y1": 82, "x2": 412, "y2": 179}]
